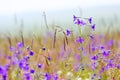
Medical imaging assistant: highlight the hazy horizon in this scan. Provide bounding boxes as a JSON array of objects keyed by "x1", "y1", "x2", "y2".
[{"x1": 0, "y1": 0, "x2": 120, "y2": 36}]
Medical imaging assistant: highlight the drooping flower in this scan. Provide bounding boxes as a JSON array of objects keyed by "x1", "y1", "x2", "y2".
[
  {"x1": 91, "y1": 24, "x2": 95, "y2": 31},
  {"x1": 75, "y1": 19, "x2": 86, "y2": 26},
  {"x1": 88, "y1": 17, "x2": 92, "y2": 24},
  {"x1": 73, "y1": 15, "x2": 77, "y2": 22},
  {"x1": 66, "y1": 29, "x2": 71, "y2": 36}
]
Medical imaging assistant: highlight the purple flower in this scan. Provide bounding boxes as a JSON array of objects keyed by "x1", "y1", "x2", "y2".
[
  {"x1": 30, "y1": 69, "x2": 35, "y2": 74},
  {"x1": 47, "y1": 57, "x2": 51, "y2": 61},
  {"x1": 66, "y1": 29, "x2": 71, "y2": 36},
  {"x1": 76, "y1": 36, "x2": 84, "y2": 44},
  {"x1": 73, "y1": 15, "x2": 77, "y2": 22},
  {"x1": 75, "y1": 19, "x2": 86, "y2": 26},
  {"x1": 17, "y1": 42, "x2": 23, "y2": 48},
  {"x1": 91, "y1": 55, "x2": 98, "y2": 60},
  {"x1": 92, "y1": 47, "x2": 95, "y2": 52},
  {"x1": 42, "y1": 47, "x2": 46, "y2": 51},
  {"x1": 38, "y1": 63, "x2": 42, "y2": 68},
  {"x1": 29, "y1": 51, "x2": 34, "y2": 56},
  {"x1": 91, "y1": 24, "x2": 95, "y2": 30},
  {"x1": 54, "y1": 74, "x2": 58, "y2": 80},
  {"x1": 116, "y1": 64, "x2": 120, "y2": 69},
  {"x1": 107, "y1": 59, "x2": 114, "y2": 68},
  {"x1": 89, "y1": 34, "x2": 94, "y2": 39},
  {"x1": 102, "y1": 50, "x2": 110, "y2": 56},
  {"x1": 2, "y1": 74, "x2": 7, "y2": 80},
  {"x1": 44, "y1": 73, "x2": 51, "y2": 80},
  {"x1": 88, "y1": 17, "x2": 92, "y2": 24}
]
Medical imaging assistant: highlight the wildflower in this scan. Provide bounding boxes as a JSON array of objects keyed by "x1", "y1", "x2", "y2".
[
  {"x1": 38, "y1": 63, "x2": 42, "y2": 68},
  {"x1": 2, "y1": 74, "x2": 7, "y2": 80},
  {"x1": 91, "y1": 55, "x2": 98, "y2": 60},
  {"x1": 44, "y1": 73, "x2": 51, "y2": 80},
  {"x1": 66, "y1": 29, "x2": 71, "y2": 36},
  {"x1": 17, "y1": 42, "x2": 23, "y2": 48},
  {"x1": 30, "y1": 69, "x2": 35, "y2": 74},
  {"x1": 73, "y1": 15, "x2": 77, "y2": 22},
  {"x1": 88, "y1": 17, "x2": 92, "y2": 24},
  {"x1": 107, "y1": 59, "x2": 114, "y2": 68},
  {"x1": 91, "y1": 24, "x2": 95, "y2": 31},
  {"x1": 89, "y1": 34, "x2": 94, "y2": 39},
  {"x1": 76, "y1": 36, "x2": 84, "y2": 44},
  {"x1": 116, "y1": 64, "x2": 120, "y2": 69},
  {"x1": 91, "y1": 74, "x2": 96, "y2": 80},
  {"x1": 42, "y1": 47, "x2": 46, "y2": 51},
  {"x1": 75, "y1": 19, "x2": 86, "y2": 26},
  {"x1": 54, "y1": 74, "x2": 58, "y2": 80},
  {"x1": 92, "y1": 47, "x2": 95, "y2": 52},
  {"x1": 102, "y1": 50, "x2": 110, "y2": 56},
  {"x1": 29, "y1": 51, "x2": 34, "y2": 56},
  {"x1": 47, "y1": 57, "x2": 51, "y2": 61}
]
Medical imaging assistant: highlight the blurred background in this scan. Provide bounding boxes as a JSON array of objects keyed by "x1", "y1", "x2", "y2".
[{"x1": 0, "y1": 0, "x2": 120, "y2": 36}]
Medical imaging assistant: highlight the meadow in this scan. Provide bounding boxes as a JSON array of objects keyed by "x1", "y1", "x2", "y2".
[{"x1": 0, "y1": 15, "x2": 120, "y2": 80}]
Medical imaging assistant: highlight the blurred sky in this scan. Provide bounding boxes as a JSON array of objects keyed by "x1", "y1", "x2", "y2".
[
  {"x1": 0, "y1": 0, "x2": 120, "y2": 35},
  {"x1": 0, "y1": 0, "x2": 119, "y2": 14}
]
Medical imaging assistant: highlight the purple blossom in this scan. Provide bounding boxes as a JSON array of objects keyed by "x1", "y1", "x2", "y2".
[
  {"x1": 88, "y1": 17, "x2": 92, "y2": 24},
  {"x1": 75, "y1": 19, "x2": 86, "y2": 26},
  {"x1": 92, "y1": 47, "x2": 95, "y2": 52},
  {"x1": 66, "y1": 29, "x2": 71, "y2": 36},
  {"x1": 102, "y1": 50, "x2": 110, "y2": 56},
  {"x1": 89, "y1": 34, "x2": 94, "y2": 39},
  {"x1": 91, "y1": 24, "x2": 95, "y2": 30},
  {"x1": 107, "y1": 59, "x2": 114, "y2": 68},
  {"x1": 73, "y1": 15, "x2": 77, "y2": 22},
  {"x1": 47, "y1": 57, "x2": 51, "y2": 61},
  {"x1": 2, "y1": 74, "x2": 7, "y2": 80},
  {"x1": 91, "y1": 55, "x2": 98, "y2": 60},
  {"x1": 17, "y1": 42, "x2": 23, "y2": 48},
  {"x1": 38, "y1": 63, "x2": 42, "y2": 68},
  {"x1": 30, "y1": 69, "x2": 35, "y2": 74},
  {"x1": 44, "y1": 73, "x2": 51, "y2": 80},
  {"x1": 76, "y1": 36, "x2": 84, "y2": 44},
  {"x1": 42, "y1": 47, "x2": 46, "y2": 51},
  {"x1": 54, "y1": 74, "x2": 58, "y2": 80},
  {"x1": 116, "y1": 64, "x2": 120, "y2": 69},
  {"x1": 29, "y1": 51, "x2": 34, "y2": 56}
]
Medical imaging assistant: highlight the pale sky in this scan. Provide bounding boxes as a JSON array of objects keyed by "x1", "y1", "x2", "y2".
[{"x1": 0, "y1": 0, "x2": 119, "y2": 14}]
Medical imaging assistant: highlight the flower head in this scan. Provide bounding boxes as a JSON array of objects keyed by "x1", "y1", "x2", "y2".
[
  {"x1": 88, "y1": 17, "x2": 92, "y2": 24},
  {"x1": 76, "y1": 36, "x2": 84, "y2": 44},
  {"x1": 91, "y1": 24, "x2": 95, "y2": 31},
  {"x1": 66, "y1": 29, "x2": 71, "y2": 36},
  {"x1": 38, "y1": 63, "x2": 42, "y2": 68},
  {"x1": 29, "y1": 51, "x2": 34, "y2": 56},
  {"x1": 30, "y1": 69, "x2": 35, "y2": 74},
  {"x1": 75, "y1": 19, "x2": 86, "y2": 26},
  {"x1": 73, "y1": 15, "x2": 77, "y2": 22}
]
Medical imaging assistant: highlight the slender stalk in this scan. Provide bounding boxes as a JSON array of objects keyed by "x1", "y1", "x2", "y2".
[
  {"x1": 63, "y1": 38, "x2": 66, "y2": 51},
  {"x1": 7, "y1": 36, "x2": 12, "y2": 49},
  {"x1": 43, "y1": 12, "x2": 49, "y2": 29},
  {"x1": 20, "y1": 31, "x2": 24, "y2": 47},
  {"x1": 53, "y1": 29, "x2": 57, "y2": 48}
]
